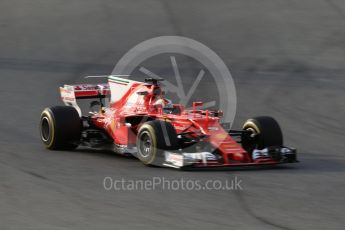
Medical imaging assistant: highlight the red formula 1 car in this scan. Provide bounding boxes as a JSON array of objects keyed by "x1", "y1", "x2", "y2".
[{"x1": 39, "y1": 76, "x2": 297, "y2": 169}]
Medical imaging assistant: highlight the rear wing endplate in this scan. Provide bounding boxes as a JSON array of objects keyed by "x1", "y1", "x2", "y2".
[{"x1": 60, "y1": 84, "x2": 110, "y2": 116}]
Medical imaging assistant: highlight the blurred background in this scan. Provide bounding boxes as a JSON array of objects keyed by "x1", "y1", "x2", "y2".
[{"x1": 0, "y1": 0, "x2": 344, "y2": 229}]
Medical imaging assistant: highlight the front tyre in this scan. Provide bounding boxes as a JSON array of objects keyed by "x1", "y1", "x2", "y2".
[
  {"x1": 136, "y1": 120, "x2": 179, "y2": 166},
  {"x1": 40, "y1": 106, "x2": 81, "y2": 150},
  {"x1": 242, "y1": 116, "x2": 283, "y2": 153}
]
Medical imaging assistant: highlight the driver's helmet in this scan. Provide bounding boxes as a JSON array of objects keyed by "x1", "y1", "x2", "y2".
[{"x1": 152, "y1": 87, "x2": 173, "y2": 108}]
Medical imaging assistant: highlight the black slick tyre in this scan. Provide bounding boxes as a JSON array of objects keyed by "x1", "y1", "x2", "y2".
[
  {"x1": 40, "y1": 106, "x2": 81, "y2": 150},
  {"x1": 242, "y1": 116, "x2": 283, "y2": 153},
  {"x1": 136, "y1": 120, "x2": 179, "y2": 166}
]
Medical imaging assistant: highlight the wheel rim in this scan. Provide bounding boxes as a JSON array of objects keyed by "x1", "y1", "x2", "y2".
[
  {"x1": 139, "y1": 131, "x2": 152, "y2": 157},
  {"x1": 41, "y1": 116, "x2": 50, "y2": 142}
]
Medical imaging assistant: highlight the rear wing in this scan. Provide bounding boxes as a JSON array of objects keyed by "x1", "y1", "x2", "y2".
[
  {"x1": 59, "y1": 75, "x2": 142, "y2": 116},
  {"x1": 60, "y1": 83, "x2": 110, "y2": 116},
  {"x1": 60, "y1": 84, "x2": 110, "y2": 99}
]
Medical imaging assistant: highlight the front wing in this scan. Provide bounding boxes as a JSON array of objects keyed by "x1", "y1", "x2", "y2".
[{"x1": 162, "y1": 146, "x2": 298, "y2": 169}]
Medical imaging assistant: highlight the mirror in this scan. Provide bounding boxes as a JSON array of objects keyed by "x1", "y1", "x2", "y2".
[
  {"x1": 192, "y1": 101, "x2": 203, "y2": 107},
  {"x1": 137, "y1": 91, "x2": 149, "y2": 96}
]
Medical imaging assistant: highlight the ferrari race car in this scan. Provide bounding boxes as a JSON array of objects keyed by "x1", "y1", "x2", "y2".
[{"x1": 39, "y1": 76, "x2": 297, "y2": 169}]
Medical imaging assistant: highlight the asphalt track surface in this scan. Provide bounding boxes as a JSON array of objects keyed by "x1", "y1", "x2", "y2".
[{"x1": 1, "y1": 0, "x2": 345, "y2": 229}]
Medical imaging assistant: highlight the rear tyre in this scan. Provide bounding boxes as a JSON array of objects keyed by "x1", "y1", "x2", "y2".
[
  {"x1": 242, "y1": 116, "x2": 283, "y2": 153},
  {"x1": 40, "y1": 106, "x2": 81, "y2": 150},
  {"x1": 136, "y1": 120, "x2": 179, "y2": 166}
]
